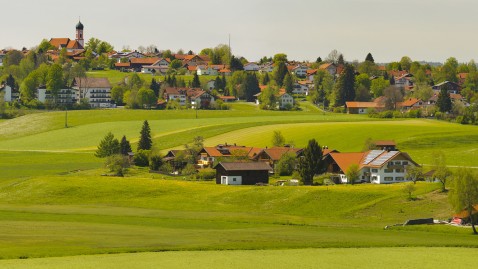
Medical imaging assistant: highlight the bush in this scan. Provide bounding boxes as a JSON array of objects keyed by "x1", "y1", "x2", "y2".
[
  {"x1": 160, "y1": 162, "x2": 174, "y2": 174},
  {"x1": 407, "y1": 109, "x2": 421, "y2": 118},
  {"x1": 333, "y1": 107, "x2": 345, "y2": 113},
  {"x1": 197, "y1": 168, "x2": 216, "y2": 180},
  {"x1": 133, "y1": 150, "x2": 150, "y2": 167},
  {"x1": 105, "y1": 154, "x2": 130, "y2": 176},
  {"x1": 182, "y1": 163, "x2": 197, "y2": 176},
  {"x1": 149, "y1": 155, "x2": 163, "y2": 171}
]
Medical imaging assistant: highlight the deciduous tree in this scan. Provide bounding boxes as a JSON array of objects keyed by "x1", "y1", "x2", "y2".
[
  {"x1": 346, "y1": 164, "x2": 360, "y2": 185},
  {"x1": 449, "y1": 168, "x2": 478, "y2": 234},
  {"x1": 272, "y1": 130, "x2": 285, "y2": 147}
]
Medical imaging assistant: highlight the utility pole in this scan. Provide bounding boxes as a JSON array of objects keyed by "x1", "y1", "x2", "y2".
[{"x1": 65, "y1": 106, "x2": 68, "y2": 128}]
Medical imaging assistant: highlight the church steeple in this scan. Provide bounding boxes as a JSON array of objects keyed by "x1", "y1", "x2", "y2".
[{"x1": 75, "y1": 19, "x2": 84, "y2": 48}]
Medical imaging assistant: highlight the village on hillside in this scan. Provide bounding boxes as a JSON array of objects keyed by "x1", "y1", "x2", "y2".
[{"x1": 0, "y1": 20, "x2": 477, "y2": 124}]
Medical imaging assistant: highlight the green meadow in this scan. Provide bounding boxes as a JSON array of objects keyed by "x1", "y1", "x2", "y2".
[
  {"x1": 0, "y1": 107, "x2": 477, "y2": 266},
  {"x1": 1, "y1": 248, "x2": 476, "y2": 269}
]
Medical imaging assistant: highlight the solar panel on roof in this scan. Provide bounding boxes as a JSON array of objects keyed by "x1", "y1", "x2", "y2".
[
  {"x1": 370, "y1": 151, "x2": 399, "y2": 166},
  {"x1": 362, "y1": 150, "x2": 384, "y2": 165}
]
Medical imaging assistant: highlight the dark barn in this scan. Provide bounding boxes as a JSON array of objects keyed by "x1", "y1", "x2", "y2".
[{"x1": 214, "y1": 162, "x2": 272, "y2": 185}]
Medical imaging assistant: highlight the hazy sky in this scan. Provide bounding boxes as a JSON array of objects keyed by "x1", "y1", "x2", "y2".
[{"x1": 2, "y1": 0, "x2": 477, "y2": 63}]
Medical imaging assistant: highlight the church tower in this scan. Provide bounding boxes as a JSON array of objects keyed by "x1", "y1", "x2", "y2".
[{"x1": 76, "y1": 20, "x2": 84, "y2": 48}]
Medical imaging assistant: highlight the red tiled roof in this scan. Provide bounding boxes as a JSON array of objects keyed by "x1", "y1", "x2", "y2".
[
  {"x1": 215, "y1": 162, "x2": 272, "y2": 171},
  {"x1": 115, "y1": 62, "x2": 131, "y2": 67},
  {"x1": 130, "y1": 57, "x2": 160, "y2": 65},
  {"x1": 329, "y1": 152, "x2": 366, "y2": 173},
  {"x1": 346, "y1": 102, "x2": 382, "y2": 109},
  {"x1": 260, "y1": 147, "x2": 303, "y2": 161},
  {"x1": 398, "y1": 98, "x2": 421, "y2": 107},
  {"x1": 49, "y1": 38, "x2": 70, "y2": 48}
]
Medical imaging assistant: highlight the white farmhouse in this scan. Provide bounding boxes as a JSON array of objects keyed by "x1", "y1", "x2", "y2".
[{"x1": 327, "y1": 150, "x2": 419, "y2": 184}]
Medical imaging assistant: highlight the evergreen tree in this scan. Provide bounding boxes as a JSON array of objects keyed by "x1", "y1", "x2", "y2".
[
  {"x1": 191, "y1": 73, "x2": 201, "y2": 88},
  {"x1": 338, "y1": 54, "x2": 345, "y2": 65},
  {"x1": 437, "y1": 86, "x2": 452, "y2": 112},
  {"x1": 389, "y1": 75, "x2": 395, "y2": 85},
  {"x1": 333, "y1": 64, "x2": 355, "y2": 106},
  {"x1": 365, "y1": 53, "x2": 375, "y2": 63},
  {"x1": 229, "y1": 55, "x2": 244, "y2": 71},
  {"x1": 95, "y1": 132, "x2": 120, "y2": 158},
  {"x1": 273, "y1": 61, "x2": 288, "y2": 87},
  {"x1": 298, "y1": 139, "x2": 323, "y2": 185},
  {"x1": 137, "y1": 120, "x2": 153, "y2": 151},
  {"x1": 214, "y1": 76, "x2": 223, "y2": 90},
  {"x1": 262, "y1": 72, "x2": 270, "y2": 85},
  {"x1": 243, "y1": 73, "x2": 260, "y2": 102},
  {"x1": 120, "y1": 135, "x2": 132, "y2": 155},
  {"x1": 6, "y1": 74, "x2": 15, "y2": 88},
  {"x1": 221, "y1": 73, "x2": 227, "y2": 90},
  {"x1": 150, "y1": 78, "x2": 160, "y2": 97},
  {"x1": 283, "y1": 73, "x2": 294, "y2": 94},
  {"x1": 316, "y1": 57, "x2": 322, "y2": 63}
]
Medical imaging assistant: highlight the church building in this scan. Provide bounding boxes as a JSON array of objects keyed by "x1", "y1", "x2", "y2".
[{"x1": 49, "y1": 20, "x2": 85, "y2": 52}]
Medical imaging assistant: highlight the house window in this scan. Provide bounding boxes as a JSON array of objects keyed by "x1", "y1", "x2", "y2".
[
  {"x1": 403, "y1": 161, "x2": 409, "y2": 165},
  {"x1": 395, "y1": 161, "x2": 402, "y2": 165},
  {"x1": 233, "y1": 178, "x2": 236, "y2": 182},
  {"x1": 384, "y1": 168, "x2": 393, "y2": 173},
  {"x1": 371, "y1": 169, "x2": 378, "y2": 173},
  {"x1": 396, "y1": 177, "x2": 404, "y2": 181},
  {"x1": 395, "y1": 168, "x2": 404, "y2": 173},
  {"x1": 384, "y1": 177, "x2": 393, "y2": 181}
]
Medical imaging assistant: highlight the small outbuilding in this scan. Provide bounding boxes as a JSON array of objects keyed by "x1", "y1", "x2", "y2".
[{"x1": 214, "y1": 162, "x2": 272, "y2": 185}]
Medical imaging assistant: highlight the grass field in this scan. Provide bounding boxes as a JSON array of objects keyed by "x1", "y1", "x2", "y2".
[
  {"x1": 0, "y1": 107, "x2": 477, "y2": 265},
  {"x1": 1, "y1": 248, "x2": 476, "y2": 269}
]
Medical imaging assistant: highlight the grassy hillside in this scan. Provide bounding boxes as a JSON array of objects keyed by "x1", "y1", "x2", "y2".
[
  {"x1": 0, "y1": 170, "x2": 473, "y2": 259},
  {"x1": 2, "y1": 248, "x2": 477, "y2": 269},
  {"x1": 0, "y1": 108, "x2": 477, "y2": 262}
]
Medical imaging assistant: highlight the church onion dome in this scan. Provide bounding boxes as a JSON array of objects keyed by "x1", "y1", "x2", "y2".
[{"x1": 76, "y1": 21, "x2": 84, "y2": 30}]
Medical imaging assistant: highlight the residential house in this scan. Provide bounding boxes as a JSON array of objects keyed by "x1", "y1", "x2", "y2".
[
  {"x1": 0, "y1": 51, "x2": 5, "y2": 67},
  {"x1": 307, "y1": 69, "x2": 318, "y2": 82},
  {"x1": 458, "y1": 73, "x2": 468, "y2": 86},
  {"x1": 394, "y1": 74, "x2": 414, "y2": 90},
  {"x1": 373, "y1": 140, "x2": 397, "y2": 151},
  {"x1": 214, "y1": 162, "x2": 272, "y2": 185},
  {"x1": 218, "y1": 68, "x2": 232, "y2": 76},
  {"x1": 278, "y1": 92, "x2": 294, "y2": 109},
  {"x1": 109, "y1": 51, "x2": 145, "y2": 60},
  {"x1": 326, "y1": 150, "x2": 419, "y2": 184},
  {"x1": 259, "y1": 63, "x2": 274, "y2": 73},
  {"x1": 432, "y1": 81, "x2": 462, "y2": 94},
  {"x1": 73, "y1": 77, "x2": 112, "y2": 108},
  {"x1": 206, "y1": 80, "x2": 216, "y2": 90},
  {"x1": 141, "y1": 58, "x2": 171, "y2": 74},
  {"x1": 163, "y1": 87, "x2": 214, "y2": 108},
  {"x1": 292, "y1": 82, "x2": 310, "y2": 95},
  {"x1": 251, "y1": 146, "x2": 303, "y2": 170},
  {"x1": 162, "y1": 150, "x2": 188, "y2": 172},
  {"x1": 244, "y1": 62, "x2": 260, "y2": 71},
  {"x1": 197, "y1": 65, "x2": 218, "y2": 76},
  {"x1": 218, "y1": 96, "x2": 237, "y2": 102},
  {"x1": 190, "y1": 90, "x2": 215, "y2": 109},
  {"x1": 0, "y1": 85, "x2": 19, "y2": 102},
  {"x1": 398, "y1": 98, "x2": 423, "y2": 111},
  {"x1": 129, "y1": 57, "x2": 160, "y2": 72},
  {"x1": 290, "y1": 65, "x2": 308, "y2": 77},
  {"x1": 319, "y1": 63, "x2": 337, "y2": 76},
  {"x1": 197, "y1": 144, "x2": 262, "y2": 168},
  {"x1": 345, "y1": 101, "x2": 384, "y2": 114}
]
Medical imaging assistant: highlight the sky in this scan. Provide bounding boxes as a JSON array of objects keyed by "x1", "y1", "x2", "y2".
[{"x1": 2, "y1": 0, "x2": 477, "y2": 63}]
